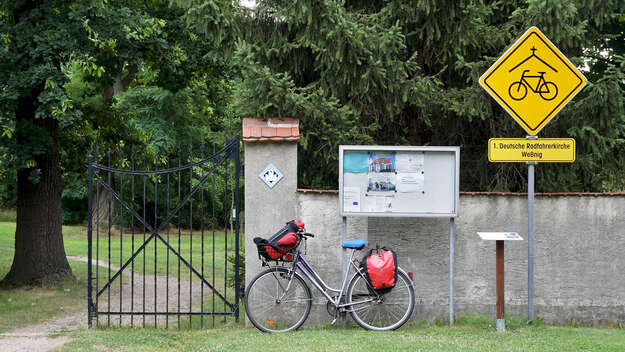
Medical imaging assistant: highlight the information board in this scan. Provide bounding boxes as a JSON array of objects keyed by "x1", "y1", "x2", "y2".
[{"x1": 339, "y1": 146, "x2": 460, "y2": 217}]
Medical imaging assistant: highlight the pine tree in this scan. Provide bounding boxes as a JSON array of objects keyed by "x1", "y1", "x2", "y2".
[{"x1": 183, "y1": 0, "x2": 625, "y2": 191}]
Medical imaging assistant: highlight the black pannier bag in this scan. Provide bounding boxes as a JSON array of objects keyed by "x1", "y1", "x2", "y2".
[
  {"x1": 254, "y1": 220, "x2": 304, "y2": 261},
  {"x1": 361, "y1": 246, "x2": 398, "y2": 293}
]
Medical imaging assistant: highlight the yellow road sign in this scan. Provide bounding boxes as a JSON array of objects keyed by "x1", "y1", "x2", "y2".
[
  {"x1": 479, "y1": 27, "x2": 587, "y2": 135},
  {"x1": 488, "y1": 138, "x2": 575, "y2": 162}
]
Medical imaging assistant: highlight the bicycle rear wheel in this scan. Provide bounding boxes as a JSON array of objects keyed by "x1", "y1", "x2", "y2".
[
  {"x1": 245, "y1": 267, "x2": 312, "y2": 333},
  {"x1": 347, "y1": 269, "x2": 414, "y2": 331}
]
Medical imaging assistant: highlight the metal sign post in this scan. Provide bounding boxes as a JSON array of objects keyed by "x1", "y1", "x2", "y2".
[
  {"x1": 449, "y1": 218, "x2": 455, "y2": 326},
  {"x1": 341, "y1": 216, "x2": 347, "y2": 327},
  {"x1": 527, "y1": 162, "x2": 536, "y2": 320},
  {"x1": 479, "y1": 26, "x2": 587, "y2": 322}
]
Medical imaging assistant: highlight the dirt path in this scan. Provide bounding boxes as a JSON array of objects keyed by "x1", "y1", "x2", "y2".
[{"x1": 0, "y1": 255, "x2": 209, "y2": 351}]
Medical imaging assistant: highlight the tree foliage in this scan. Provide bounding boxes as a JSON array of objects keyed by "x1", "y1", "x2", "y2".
[
  {"x1": 0, "y1": 0, "x2": 233, "y2": 285},
  {"x1": 183, "y1": 0, "x2": 625, "y2": 192}
]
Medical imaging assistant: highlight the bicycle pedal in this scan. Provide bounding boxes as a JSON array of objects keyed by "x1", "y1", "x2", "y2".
[{"x1": 330, "y1": 317, "x2": 337, "y2": 325}]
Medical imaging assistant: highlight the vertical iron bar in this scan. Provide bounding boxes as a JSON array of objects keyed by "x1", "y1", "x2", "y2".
[
  {"x1": 143, "y1": 151, "x2": 147, "y2": 327},
  {"x1": 189, "y1": 144, "x2": 193, "y2": 328},
  {"x1": 107, "y1": 147, "x2": 111, "y2": 327},
  {"x1": 87, "y1": 154, "x2": 94, "y2": 328},
  {"x1": 233, "y1": 137, "x2": 241, "y2": 322},
  {"x1": 201, "y1": 143, "x2": 205, "y2": 328},
  {"x1": 178, "y1": 145, "x2": 181, "y2": 328},
  {"x1": 95, "y1": 146, "x2": 100, "y2": 326},
  {"x1": 119, "y1": 146, "x2": 123, "y2": 326},
  {"x1": 154, "y1": 156, "x2": 158, "y2": 328},
  {"x1": 166, "y1": 156, "x2": 170, "y2": 328},
  {"x1": 131, "y1": 148, "x2": 135, "y2": 327},
  {"x1": 211, "y1": 141, "x2": 216, "y2": 327},
  {"x1": 224, "y1": 140, "x2": 228, "y2": 323}
]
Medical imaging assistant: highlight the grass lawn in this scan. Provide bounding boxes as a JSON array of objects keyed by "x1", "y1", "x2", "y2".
[
  {"x1": 64, "y1": 226, "x2": 232, "y2": 278},
  {"x1": 0, "y1": 221, "x2": 236, "y2": 333},
  {"x1": 58, "y1": 317, "x2": 625, "y2": 352},
  {"x1": 0, "y1": 222, "x2": 87, "y2": 333}
]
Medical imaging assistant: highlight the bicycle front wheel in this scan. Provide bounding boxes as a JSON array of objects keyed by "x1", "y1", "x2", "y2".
[
  {"x1": 245, "y1": 267, "x2": 312, "y2": 333},
  {"x1": 347, "y1": 268, "x2": 414, "y2": 331}
]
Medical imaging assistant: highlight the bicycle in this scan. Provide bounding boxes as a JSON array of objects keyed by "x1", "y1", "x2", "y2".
[
  {"x1": 508, "y1": 69, "x2": 558, "y2": 101},
  {"x1": 244, "y1": 225, "x2": 415, "y2": 333}
]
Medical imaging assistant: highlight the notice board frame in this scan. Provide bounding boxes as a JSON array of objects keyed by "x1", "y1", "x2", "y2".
[{"x1": 338, "y1": 145, "x2": 460, "y2": 218}]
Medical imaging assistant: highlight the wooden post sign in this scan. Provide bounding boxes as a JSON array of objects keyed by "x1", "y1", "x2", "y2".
[{"x1": 477, "y1": 232, "x2": 523, "y2": 332}]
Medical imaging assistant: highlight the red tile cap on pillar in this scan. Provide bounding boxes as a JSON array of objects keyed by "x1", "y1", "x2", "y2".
[{"x1": 242, "y1": 118, "x2": 300, "y2": 141}]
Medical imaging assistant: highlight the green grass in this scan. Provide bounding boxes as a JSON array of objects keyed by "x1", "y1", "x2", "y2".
[
  {"x1": 57, "y1": 317, "x2": 625, "y2": 352},
  {"x1": 0, "y1": 221, "x2": 237, "y2": 333},
  {"x1": 0, "y1": 222, "x2": 87, "y2": 333},
  {"x1": 63, "y1": 226, "x2": 232, "y2": 278}
]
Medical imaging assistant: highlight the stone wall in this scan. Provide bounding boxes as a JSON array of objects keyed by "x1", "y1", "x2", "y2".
[
  {"x1": 291, "y1": 192, "x2": 625, "y2": 326},
  {"x1": 242, "y1": 118, "x2": 625, "y2": 326}
]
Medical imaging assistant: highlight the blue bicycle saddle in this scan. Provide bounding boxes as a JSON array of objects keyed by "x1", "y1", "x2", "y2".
[{"x1": 342, "y1": 240, "x2": 366, "y2": 249}]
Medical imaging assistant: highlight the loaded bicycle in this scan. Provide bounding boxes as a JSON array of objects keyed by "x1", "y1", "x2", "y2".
[{"x1": 244, "y1": 221, "x2": 415, "y2": 332}]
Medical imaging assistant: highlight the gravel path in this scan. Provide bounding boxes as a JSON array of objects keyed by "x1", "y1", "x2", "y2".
[{"x1": 0, "y1": 255, "x2": 211, "y2": 351}]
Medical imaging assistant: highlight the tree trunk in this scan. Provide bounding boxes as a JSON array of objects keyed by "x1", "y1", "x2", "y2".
[{"x1": 0, "y1": 98, "x2": 73, "y2": 287}]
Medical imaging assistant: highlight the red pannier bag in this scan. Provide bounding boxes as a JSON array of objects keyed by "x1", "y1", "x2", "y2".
[
  {"x1": 254, "y1": 220, "x2": 304, "y2": 261},
  {"x1": 361, "y1": 246, "x2": 398, "y2": 293}
]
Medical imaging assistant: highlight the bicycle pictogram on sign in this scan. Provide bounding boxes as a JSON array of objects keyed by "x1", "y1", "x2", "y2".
[
  {"x1": 479, "y1": 27, "x2": 587, "y2": 135},
  {"x1": 507, "y1": 47, "x2": 558, "y2": 101}
]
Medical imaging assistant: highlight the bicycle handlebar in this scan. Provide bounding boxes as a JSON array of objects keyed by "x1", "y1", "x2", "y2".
[{"x1": 302, "y1": 232, "x2": 314, "y2": 238}]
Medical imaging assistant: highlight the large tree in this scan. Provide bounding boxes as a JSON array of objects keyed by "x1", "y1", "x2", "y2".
[
  {"x1": 0, "y1": 0, "x2": 227, "y2": 286},
  {"x1": 183, "y1": 0, "x2": 625, "y2": 192}
]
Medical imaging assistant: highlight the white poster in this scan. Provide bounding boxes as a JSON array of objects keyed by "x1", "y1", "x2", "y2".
[
  {"x1": 396, "y1": 172, "x2": 424, "y2": 193},
  {"x1": 343, "y1": 187, "x2": 361, "y2": 212},
  {"x1": 365, "y1": 194, "x2": 394, "y2": 212},
  {"x1": 396, "y1": 152, "x2": 424, "y2": 173}
]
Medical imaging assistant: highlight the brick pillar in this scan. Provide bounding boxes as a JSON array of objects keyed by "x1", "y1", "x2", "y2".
[{"x1": 243, "y1": 118, "x2": 300, "y2": 285}]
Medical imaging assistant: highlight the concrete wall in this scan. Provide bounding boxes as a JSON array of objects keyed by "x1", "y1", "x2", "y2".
[
  {"x1": 248, "y1": 190, "x2": 625, "y2": 326},
  {"x1": 295, "y1": 192, "x2": 367, "y2": 325},
  {"x1": 243, "y1": 127, "x2": 625, "y2": 326},
  {"x1": 371, "y1": 194, "x2": 625, "y2": 325}
]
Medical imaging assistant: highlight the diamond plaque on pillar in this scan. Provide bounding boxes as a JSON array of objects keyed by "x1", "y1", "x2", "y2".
[{"x1": 259, "y1": 164, "x2": 283, "y2": 188}]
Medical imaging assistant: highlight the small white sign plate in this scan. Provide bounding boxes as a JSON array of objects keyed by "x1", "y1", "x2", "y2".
[
  {"x1": 477, "y1": 232, "x2": 523, "y2": 241},
  {"x1": 259, "y1": 164, "x2": 283, "y2": 188}
]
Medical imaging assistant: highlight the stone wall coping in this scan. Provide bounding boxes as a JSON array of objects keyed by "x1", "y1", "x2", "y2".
[
  {"x1": 243, "y1": 117, "x2": 300, "y2": 142},
  {"x1": 297, "y1": 188, "x2": 625, "y2": 197}
]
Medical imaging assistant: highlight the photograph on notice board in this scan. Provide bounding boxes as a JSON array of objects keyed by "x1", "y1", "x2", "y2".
[
  {"x1": 368, "y1": 152, "x2": 396, "y2": 173},
  {"x1": 367, "y1": 174, "x2": 396, "y2": 192}
]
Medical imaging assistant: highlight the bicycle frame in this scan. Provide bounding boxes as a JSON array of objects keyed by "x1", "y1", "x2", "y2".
[
  {"x1": 278, "y1": 249, "x2": 377, "y2": 312},
  {"x1": 519, "y1": 70, "x2": 548, "y2": 93}
]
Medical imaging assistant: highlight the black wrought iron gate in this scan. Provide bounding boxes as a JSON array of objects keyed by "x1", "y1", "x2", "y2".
[{"x1": 87, "y1": 137, "x2": 241, "y2": 328}]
